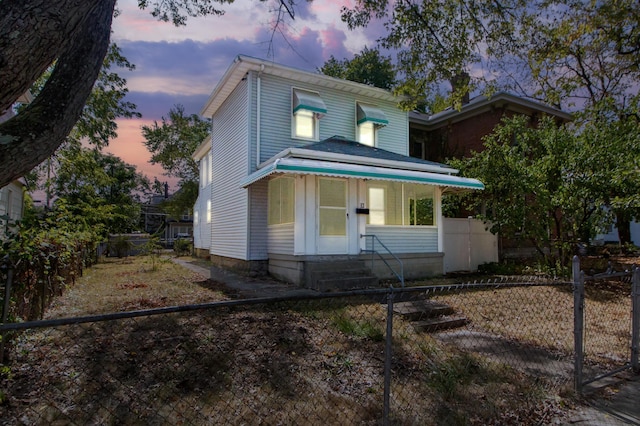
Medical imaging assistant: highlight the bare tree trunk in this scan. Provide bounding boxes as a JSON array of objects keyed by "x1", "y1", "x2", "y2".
[
  {"x1": 0, "y1": 0, "x2": 117, "y2": 187},
  {"x1": 0, "y1": 0, "x2": 103, "y2": 112}
]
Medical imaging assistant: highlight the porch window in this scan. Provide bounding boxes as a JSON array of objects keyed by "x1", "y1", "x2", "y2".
[
  {"x1": 366, "y1": 182, "x2": 435, "y2": 226},
  {"x1": 292, "y1": 89, "x2": 326, "y2": 141},
  {"x1": 206, "y1": 200, "x2": 211, "y2": 223},
  {"x1": 268, "y1": 176, "x2": 295, "y2": 225}
]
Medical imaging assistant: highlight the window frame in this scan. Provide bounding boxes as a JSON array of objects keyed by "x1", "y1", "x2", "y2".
[
  {"x1": 355, "y1": 102, "x2": 388, "y2": 147},
  {"x1": 268, "y1": 176, "x2": 296, "y2": 226},
  {"x1": 366, "y1": 182, "x2": 436, "y2": 227},
  {"x1": 291, "y1": 88, "x2": 324, "y2": 141}
]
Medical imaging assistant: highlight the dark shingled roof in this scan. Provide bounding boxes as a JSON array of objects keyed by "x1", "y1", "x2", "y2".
[{"x1": 299, "y1": 136, "x2": 451, "y2": 169}]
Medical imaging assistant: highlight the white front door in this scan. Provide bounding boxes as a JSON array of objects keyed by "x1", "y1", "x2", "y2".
[{"x1": 317, "y1": 177, "x2": 348, "y2": 254}]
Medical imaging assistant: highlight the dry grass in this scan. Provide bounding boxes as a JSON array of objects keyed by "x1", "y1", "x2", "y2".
[
  {"x1": 5, "y1": 256, "x2": 633, "y2": 424},
  {"x1": 44, "y1": 255, "x2": 227, "y2": 318}
]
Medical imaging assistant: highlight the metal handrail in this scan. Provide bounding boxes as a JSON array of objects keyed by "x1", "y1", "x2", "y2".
[{"x1": 360, "y1": 234, "x2": 404, "y2": 288}]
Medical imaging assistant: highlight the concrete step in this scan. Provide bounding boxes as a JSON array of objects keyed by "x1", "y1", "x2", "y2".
[
  {"x1": 393, "y1": 300, "x2": 455, "y2": 321},
  {"x1": 412, "y1": 315, "x2": 468, "y2": 333},
  {"x1": 315, "y1": 276, "x2": 379, "y2": 292}
]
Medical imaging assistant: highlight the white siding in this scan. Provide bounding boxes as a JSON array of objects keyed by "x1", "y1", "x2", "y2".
[
  {"x1": 364, "y1": 226, "x2": 439, "y2": 253},
  {"x1": 193, "y1": 149, "x2": 212, "y2": 251},
  {"x1": 210, "y1": 79, "x2": 250, "y2": 259},
  {"x1": 0, "y1": 181, "x2": 23, "y2": 221},
  {"x1": 268, "y1": 223, "x2": 295, "y2": 255},
  {"x1": 256, "y1": 74, "x2": 408, "y2": 165},
  {"x1": 248, "y1": 179, "x2": 269, "y2": 259}
]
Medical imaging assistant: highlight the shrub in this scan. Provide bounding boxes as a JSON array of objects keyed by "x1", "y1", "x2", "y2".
[{"x1": 173, "y1": 238, "x2": 191, "y2": 256}]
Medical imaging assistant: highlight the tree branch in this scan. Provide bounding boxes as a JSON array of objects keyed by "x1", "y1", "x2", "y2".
[{"x1": 0, "y1": 0, "x2": 117, "y2": 187}]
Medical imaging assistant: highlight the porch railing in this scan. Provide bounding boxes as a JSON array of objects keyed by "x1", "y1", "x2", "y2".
[{"x1": 360, "y1": 234, "x2": 404, "y2": 288}]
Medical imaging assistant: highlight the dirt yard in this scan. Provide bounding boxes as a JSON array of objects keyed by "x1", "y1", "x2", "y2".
[{"x1": 0, "y1": 254, "x2": 636, "y2": 424}]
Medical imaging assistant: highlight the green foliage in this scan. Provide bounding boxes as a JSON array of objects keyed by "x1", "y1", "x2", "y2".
[
  {"x1": 142, "y1": 104, "x2": 210, "y2": 184},
  {"x1": 332, "y1": 314, "x2": 384, "y2": 341},
  {"x1": 110, "y1": 235, "x2": 133, "y2": 258},
  {"x1": 54, "y1": 147, "x2": 148, "y2": 236},
  {"x1": 452, "y1": 114, "x2": 640, "y2": 267},
  {"x1": 319, "y1": 47, "x2": 396, "y2": 90},
  {"x1": 341, "y1": 0, "x2": 520, "y2": 111},
  {"x1": 142, "y1": 104, "x2": 210, "y2": 214},
  {"x1": 142, "y1": 236, "x2": 163, "y2": 271},
  {"x1": 0, "y1": 203, "x2": 102, "y2": 321},
  {"x1": 173, "y1": 237, "x2": 192, "y2": 257},
  {"x1": 137, "y1": 0, "x2": 233, "y2": 26}
]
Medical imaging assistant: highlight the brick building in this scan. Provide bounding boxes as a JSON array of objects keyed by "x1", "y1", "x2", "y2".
[
  {"x1": 408, "y1": 92, "x2": 572, "y2": 260},
  {"x1": 408, "y1": 92, "x2": 571, "y2": 164}
]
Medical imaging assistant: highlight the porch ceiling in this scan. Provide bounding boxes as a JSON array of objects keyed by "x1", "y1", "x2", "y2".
[{"x1": 240, "y1": 157, "x2": 484, "y2": 190}]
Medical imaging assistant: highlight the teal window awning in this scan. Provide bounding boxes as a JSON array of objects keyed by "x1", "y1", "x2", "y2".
[
  {"x1": 293, "y1": 89, "x2": 327, "y2": 117},
  {"x1": 357, "y1": 104, "x2": 389, "y2": 126},
  {"x1": 240, "y1": 158, "x2": 484, "y2": 191}
]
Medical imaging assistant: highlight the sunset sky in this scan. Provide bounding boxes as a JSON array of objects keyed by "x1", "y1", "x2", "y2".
[{"x1": 107, "y1": 0, "x2": 383, "y2": 190}]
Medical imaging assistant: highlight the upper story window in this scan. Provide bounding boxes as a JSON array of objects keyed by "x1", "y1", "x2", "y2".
[
  {"x1": 292, "y1": 89, "x2": 326, "y2": 141},
  {"x1": 356, "y1": 103, "x2": 388, "y2": 147}
]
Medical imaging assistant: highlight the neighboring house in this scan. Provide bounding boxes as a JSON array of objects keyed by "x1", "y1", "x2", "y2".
[
  {"x1": 192, "y1": 136, "x2": 212, "y2": 258},
  {"x1": 408, "y1": 91, "x2": 572, "y2": 164},
  {"x1": 141, "y1": 183, "x2": 193, "y2": 247},
  {"x1": 0, "y1": 180, "x2": 25, "y2": 238},
  {"x1": 408, "y1": 92, "x2": 572, "y2": 261},
  {"x1": 194, "y1": 55, "x2": 483, "y2": 288},
  {"x1": 0, "y1": 92, "x2": 33, "y2": 239}
]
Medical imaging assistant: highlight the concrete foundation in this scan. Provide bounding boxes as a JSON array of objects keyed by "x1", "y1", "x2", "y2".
[
  {"x1": 210, "y1": 255, "x2": 268, "y2": 278},
  {"x1": 268, "y1": 252, "x2": 444, "y2": 287}
]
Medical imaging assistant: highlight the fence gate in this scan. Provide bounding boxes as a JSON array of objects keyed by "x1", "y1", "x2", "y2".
[{"x1": 573, "y1": 256, "x2": 640, "y2": 393}]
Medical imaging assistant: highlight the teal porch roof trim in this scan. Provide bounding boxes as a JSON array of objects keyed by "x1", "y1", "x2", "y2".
[
  {"x1": 293, "y1": 90, "x2": 327, "y2": 115},
  {"x1": 240, "y1": 158, "x2": 484, "y2": 190},
  {"x1": 357, "y1": 104, "x2": 389, "y2": 126}
]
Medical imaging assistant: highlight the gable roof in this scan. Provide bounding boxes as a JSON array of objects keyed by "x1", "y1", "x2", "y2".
[
  {"x1": 409, "y1": 91, "x2": 572, "y2": 128},
  {"x1": 201, "y1": 55, "x2": 400, "y2": 117}
]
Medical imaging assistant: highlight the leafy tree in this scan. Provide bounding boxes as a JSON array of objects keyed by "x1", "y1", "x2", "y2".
[
  {"x1": 0, "y1": 0, "x2": 295, "y2": 188},
  {"x1": 53, "y1": 147, "x2": 149, "y2": 236},
  {"x1": 142, "y1": 105, "x2": 210, "y2": 215},
  {"x1": 452, "y1": 114, "x2": 640, "y2": 268},
  {"x1": 341, "y1": 0, "x2": 523, "y2": 110},
  {"x1": 319, "y1": 47, "x2": 396, "y2": 90}
]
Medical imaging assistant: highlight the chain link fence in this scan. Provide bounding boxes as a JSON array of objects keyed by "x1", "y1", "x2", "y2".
[
  {"x1": 575, "y1": 261, "x2": 640, "y2": 390},
  {"x1": 0, "y1": 275, "x2": 596, "y2": 425}
]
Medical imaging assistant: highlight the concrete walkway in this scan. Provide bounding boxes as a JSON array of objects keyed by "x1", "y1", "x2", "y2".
[{"x1": 170, "y1": 256, "x2": 640, "y2": 424}]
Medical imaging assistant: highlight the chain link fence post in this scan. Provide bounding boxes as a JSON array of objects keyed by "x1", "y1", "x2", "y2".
[
  {"x1": 631, "y1": 266, "x2": 640, "y2": 372},
  {"x1": 0, "y1": 255, "x2": 14, "y2": 364},
  {"x1": 383, "y1": 288, "x2": 394, "y2": 425},
  {"x1": 573, "y1": 255, "x2": 585, "y2": 394}
]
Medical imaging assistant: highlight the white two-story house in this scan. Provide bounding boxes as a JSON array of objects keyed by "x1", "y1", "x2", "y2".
[{"x1": 194, "y1": 55, "x2": 483, "y2": 289}]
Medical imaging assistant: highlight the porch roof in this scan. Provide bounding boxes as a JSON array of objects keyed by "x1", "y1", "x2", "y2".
[{"x1": 240, "y1": 157, "x2": 484, "y2": 190}]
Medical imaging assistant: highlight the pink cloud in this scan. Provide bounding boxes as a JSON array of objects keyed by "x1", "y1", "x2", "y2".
[{"x1": 105, "y1": 118, "x2": 179, "y2": 190}]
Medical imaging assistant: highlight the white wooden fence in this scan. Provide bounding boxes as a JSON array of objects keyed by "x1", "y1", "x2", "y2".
[{"x1": 443, "y1": 218, "x2": 498, "y2": 273}]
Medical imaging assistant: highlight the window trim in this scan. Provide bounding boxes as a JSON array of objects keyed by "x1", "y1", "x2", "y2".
[
  {"x1": 292, "y1": 88, "x2": 325, "y2": 141},
  {"x1": 355, "y1": 102, "x2": 388, "y2": 147},
  {"x1": 366, "y1": 182, "x2": 436, "y2": 227},
  {"x1": 268, "y1": 176, "x2": 296, "y2": 226}
]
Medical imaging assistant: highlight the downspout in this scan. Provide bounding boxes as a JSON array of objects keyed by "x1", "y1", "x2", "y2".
[{"x1": 257, "y1": 64, "x2": 264, "y2": 169}]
